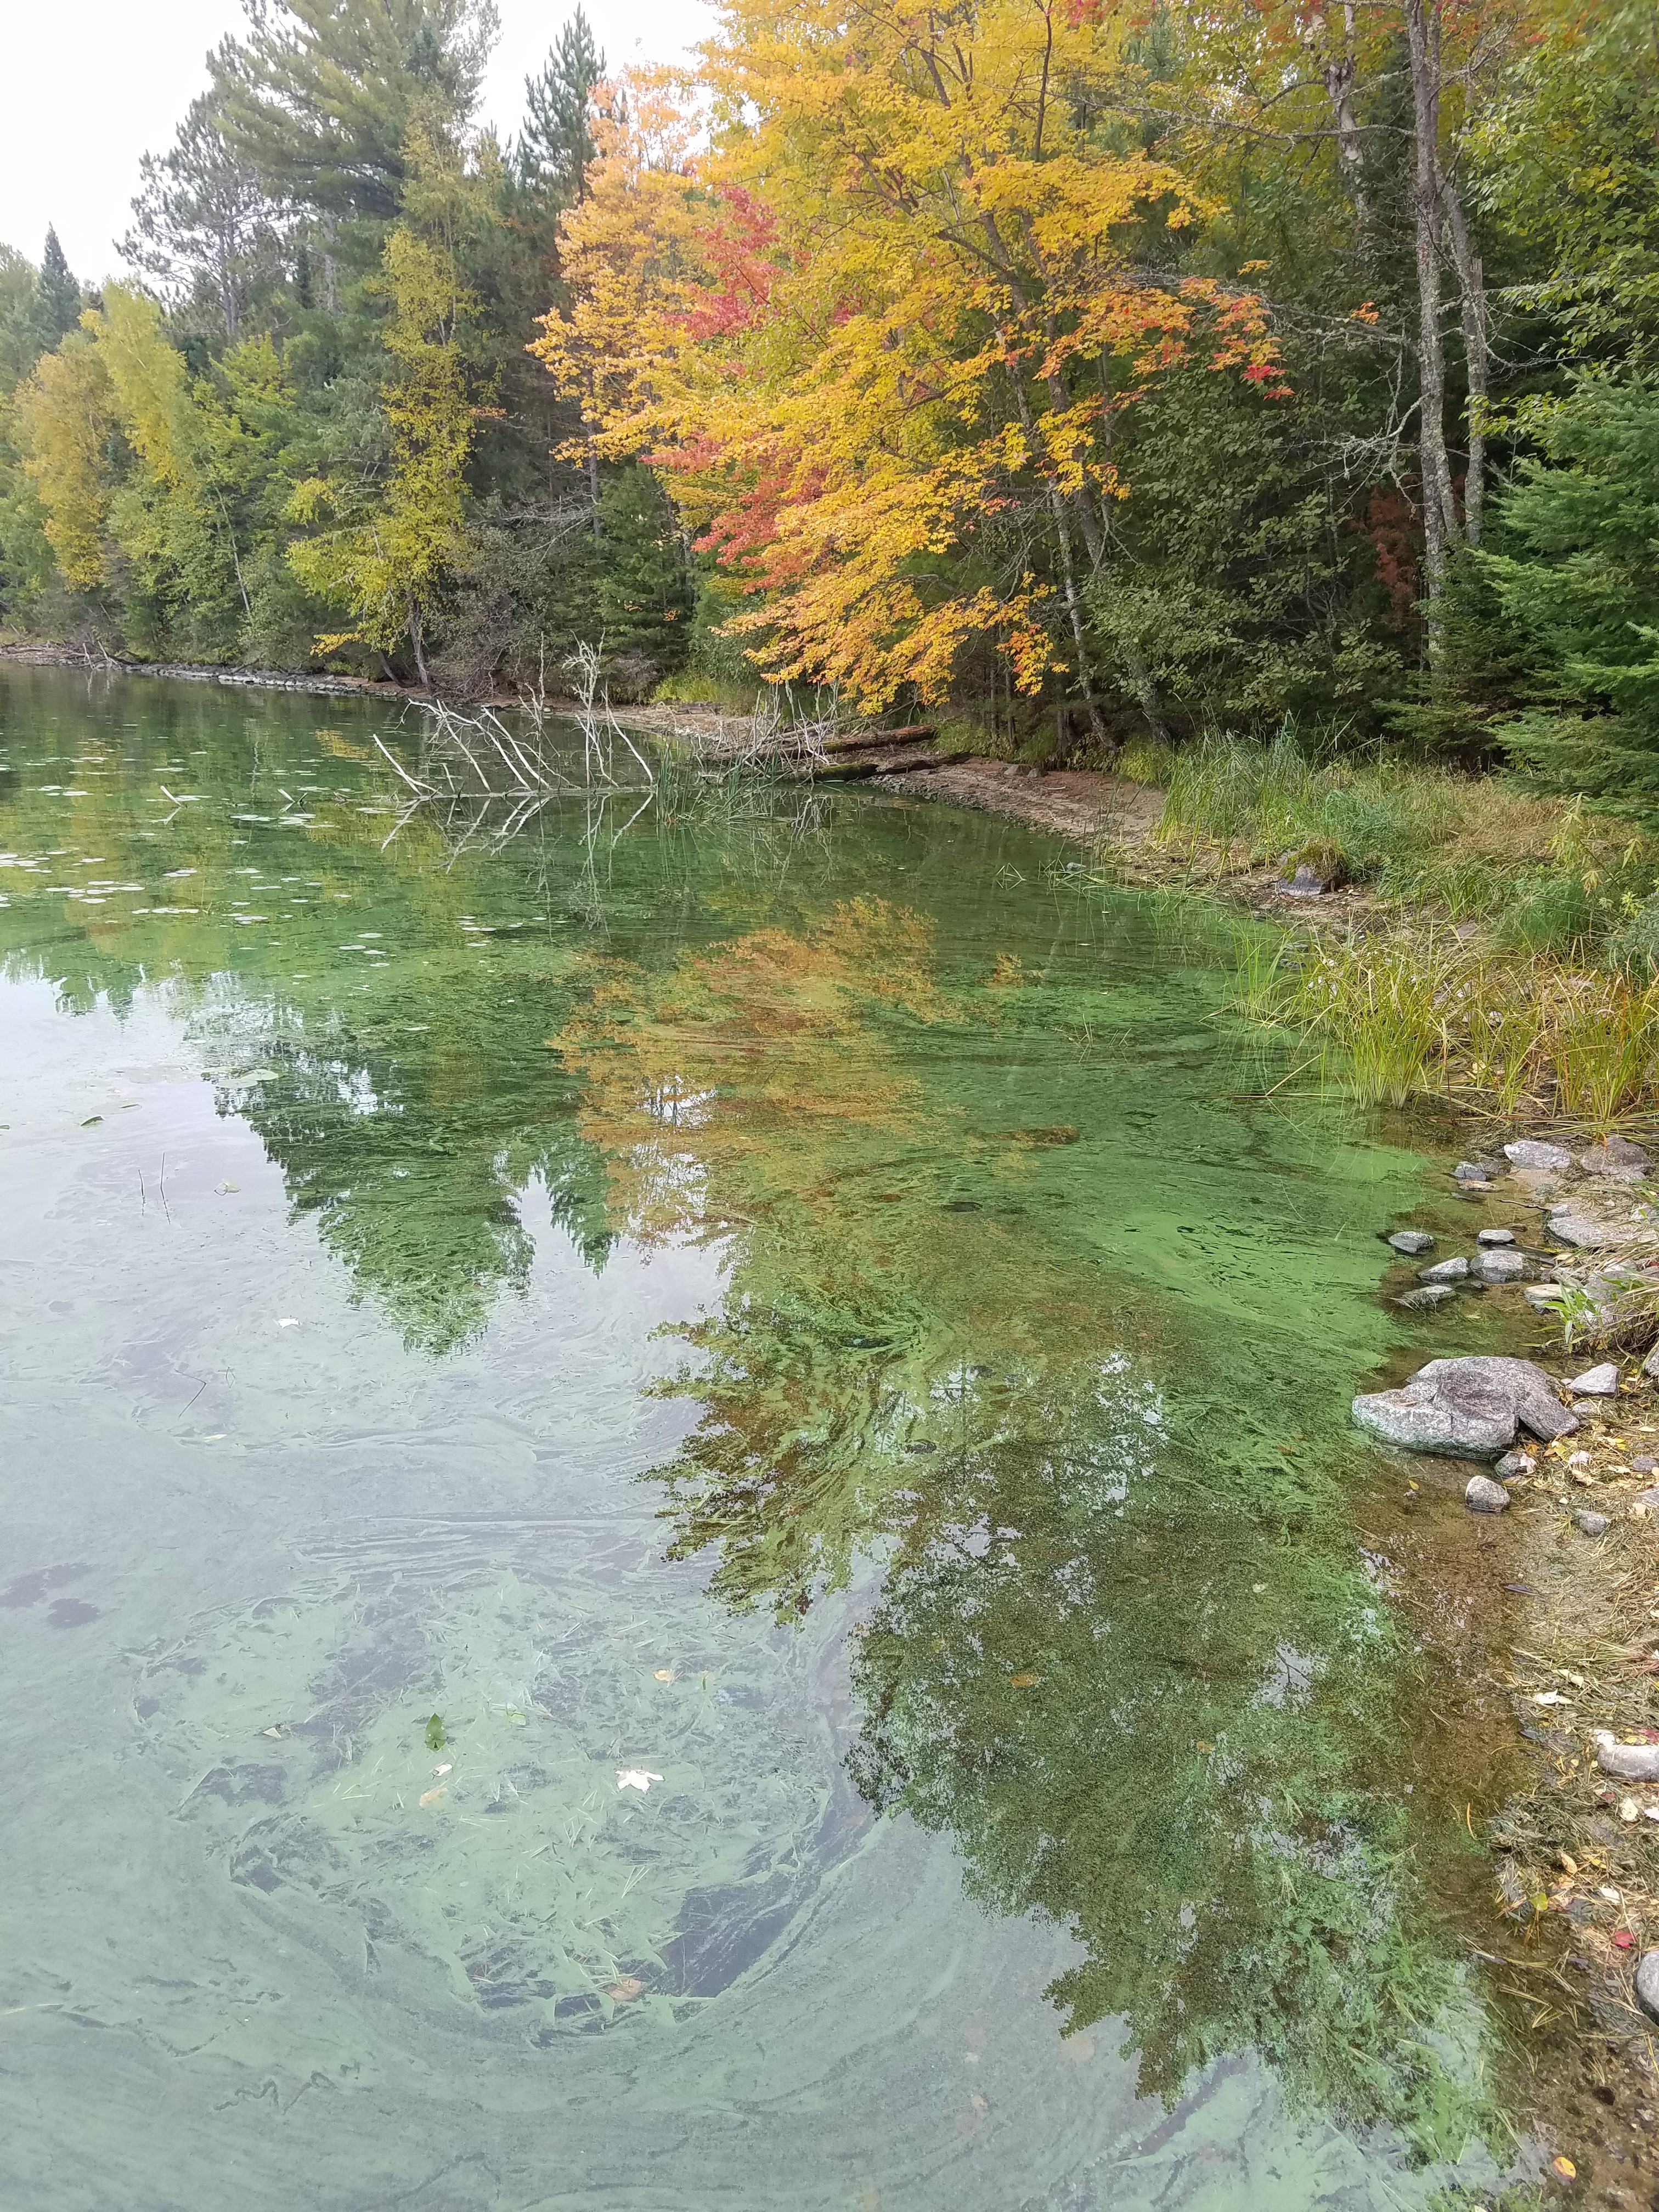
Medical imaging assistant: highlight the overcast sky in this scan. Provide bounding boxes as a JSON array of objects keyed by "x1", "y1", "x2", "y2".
[{"x1": 0, "y1": 0, "x2": 715, "y2": 280}]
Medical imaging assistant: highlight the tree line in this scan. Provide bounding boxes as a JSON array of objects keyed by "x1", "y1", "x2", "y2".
[{"x1": 0, "y1": 0, "x2": 1654, "y2": 801}]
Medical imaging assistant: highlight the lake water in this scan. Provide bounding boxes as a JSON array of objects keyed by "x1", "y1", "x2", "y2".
[{"x1": 0, "y1": 668, "x2": 1521, "y2": 2208}]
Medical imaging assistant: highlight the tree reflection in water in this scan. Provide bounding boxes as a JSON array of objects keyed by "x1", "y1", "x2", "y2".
[{"x1": 557, "y1": 897, "x2": 1505, "y2": 2164}]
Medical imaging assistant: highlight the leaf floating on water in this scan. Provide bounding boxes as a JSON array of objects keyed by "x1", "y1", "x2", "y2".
[
  {"x1": 1194, "y1": 1740, "x2": 1214, "y2": 1753},
  {"x1": 81, "y1": 1115, "x2": 102, "y2": 1126},
  {"x1": 418, "y1": 1786, "x2": 446, "y2": 1809},
  {"x1": 432, "y1": 1762, "x2": 452, "y2": 1778},
  {"x1": 1010, "y1": 1673, "x2": 1039, "y2": 1689},
  {"x1": 653, "y1": 1669, "x2": 673, "y2": 1683},
  {"x1": 605, "y1": 1976, "x2": 645, "y2": 2002},
  {"x1": 617, "y1": 1768, "x2": 663, "y2": 1792},
  {"x1": 425, "y1": 1713, "x2": 447, "y2": 1751}
]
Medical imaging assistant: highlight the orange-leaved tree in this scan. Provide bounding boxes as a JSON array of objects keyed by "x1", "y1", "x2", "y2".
[{"x1": 533, "y1": 1, "x2": 1282, "y2": 724}]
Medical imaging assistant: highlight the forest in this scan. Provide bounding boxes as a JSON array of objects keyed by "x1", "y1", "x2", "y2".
[{"x1": 0, "y1": 0, "x2": 1652, "y2": 802}]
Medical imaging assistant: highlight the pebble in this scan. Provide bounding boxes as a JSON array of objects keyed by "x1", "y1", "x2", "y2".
[
  {"x1": 1387, "y1": 1230, "x2": 1435, "y2": 1255},
  {"x1": 1594, "y1": 1731, "x2": 1659, "y2": 1781},
  {"x1": 1645, "y1": 1347, "x2": 1659, "y2": 1381},
  {"x1": 1466, "y1": 1475, "x2": 1510, "y2": 1513},
  {"x1": 1633, "y1": 1455, "x2": 1657, "y2": 1475},
  {"x1": 1639, "y1": 1952, "x2": 1659, "y2": 2025},
  {"x1": 1418, "y1": 1255, "x2": 1470, "y2": 1283},
  {"x1": 1495, "y1": 1449, "x2": 1536, "y2": 1479},
  {"x1": 1452, "y1": 1163, "x2": 1492, "y2": 1184},
  {"x1": 1505, "y1": 1139, "x2": 1574, "y2": 1171},
  {"x1": 1575, "y1": 1510, "x2": 1610, "y2": 1537},
  {"x1": 1567, "y1": 1362, "x2": 1620, "y2": 1396},
  {"x1": 1477, "y1": 1227, "x2": 1516, "y2": 1245}
]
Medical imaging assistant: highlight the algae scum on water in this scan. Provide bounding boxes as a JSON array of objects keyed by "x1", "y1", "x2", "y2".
[{"x1": 0, "y1": 668, "x2": 1523, "y2": 2208}]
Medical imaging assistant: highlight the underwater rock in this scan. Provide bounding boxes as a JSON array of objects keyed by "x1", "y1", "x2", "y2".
[
  {"x1": 1495, "y1": 1449, "x2": 1536, "y2": 1480},
  {"x1": 1419, "y1": 1255, "x2": 1470, "y2": 1283},
  {"x1": 1595, "y1": 1733, "x2": 1659, "y2": 1783},
  {"x1": 1465, "y1": 1475, "x2": 1510, "y2": 1513},
  {"x1": 1352, "y1": 1356, "x2": 1578, "y2": 1458},
  {"x1": 1388, "y1": 1230, "x2": 1436, "y2": 1256},
  {"x1": 1396, "y1": 1285, "x2": 1457, "y2": 1310},
  {"x1": 1568, "y1": 1362, "x2": 1620, "y2": 1396},
  {"x1": 1452, "y1": 1163, "x2": 1492, "y2": 1186},
  {"x1": 1477, "y1": 1227, "x2": 1516, "y2": 1245},
  {"x1": 1505, "y1": 1139, "x2": 1574, "y2": 1171}
]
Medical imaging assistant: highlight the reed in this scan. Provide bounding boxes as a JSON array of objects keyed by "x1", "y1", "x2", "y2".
[{"x1": 1234, "y1": 927, "x2": 1659, "y2": 1126}]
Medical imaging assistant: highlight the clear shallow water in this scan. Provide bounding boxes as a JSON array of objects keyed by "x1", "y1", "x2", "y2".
[{"x1": 0, "y1": 669, "x2": 1516, "y2": 2209}]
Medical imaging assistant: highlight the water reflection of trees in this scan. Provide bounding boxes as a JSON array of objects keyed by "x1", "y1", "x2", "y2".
[{"x1": 557, "y1": 899, "x2": 1503, "y2": 2164}]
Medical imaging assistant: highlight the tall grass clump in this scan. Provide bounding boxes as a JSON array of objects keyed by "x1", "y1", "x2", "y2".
[
  {"x1": 1234, "y1": 927, "x2": 1659, "y2": 1125},
  {"x1": 1160, "y1": 732, "x2": 1655, "y2": 950}
]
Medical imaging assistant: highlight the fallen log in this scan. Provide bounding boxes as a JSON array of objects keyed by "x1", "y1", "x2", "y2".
[{"x1": 817, "y1": 723, "x2": 936, "y2": 755}]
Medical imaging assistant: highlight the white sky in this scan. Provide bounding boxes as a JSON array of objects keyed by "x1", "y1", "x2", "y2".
[{"x1": 0, "y1": 0, "x2": 715, "y2": 281}]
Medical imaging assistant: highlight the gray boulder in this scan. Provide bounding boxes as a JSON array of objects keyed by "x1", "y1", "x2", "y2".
[
  {"x1": 1548, "y1": 1207, "x2": 1627, "y2": 1248},
  {"x1": 1637, "y1": 1952, "x2": 1659, "y2": 2025},
  {"x1": 1568, "y1": 1361, "x2": 1620, "y2": 1396},
  {"x1": 1452, "y1": 1162, "x2": 1492, "y2": 1185},
  {"x1": 1582, "y1": 1135, "x2": 1650, "y2": 1176},
  {"x1": 1594, "y1": 1731, "x2": 1659, "y2": 1782},
  {"x1": 1477, "y1": 1227, "x2": 1516, "y2": 1245},
  {"x1": 1388, "y1": 1230, "x2": 1435, "y2": 1256},
  {"x1": 1505, "y1": 1139, "x2": 1573, "y2": 1171},
  {"x1": 1419, "y1": 1255, "x2": 1470, "y2": 1283},
  {"x1": 1475, "y1": 1247, "x2": 1528, "y2": 1283},
  {"x1": 1352, "y1": 1356, "x2": 1579, "y2": 1458},
  {"x1": 1465, "y1": 1475, "x2": 1510, "y2": 1513}
]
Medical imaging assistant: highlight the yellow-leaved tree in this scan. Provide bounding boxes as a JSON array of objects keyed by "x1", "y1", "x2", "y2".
[
  {"x1": 15, "y1": 332, "x2": 115, "y2": 590},
  {"x1": 289, "y1": 208, "x2": 477, "y2": 683},
  {"x1": 534, "y1": 1, "x2": 1280, "y2": 723}
]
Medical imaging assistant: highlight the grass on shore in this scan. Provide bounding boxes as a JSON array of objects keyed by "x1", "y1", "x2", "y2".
[{"x1": 1132, "y1": 733, "x2": 1659, "y2": 1124}]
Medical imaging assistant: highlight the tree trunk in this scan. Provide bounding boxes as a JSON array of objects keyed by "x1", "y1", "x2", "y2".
[
  {"x1": 407, "y1": 602, "x2": 431, "y2": 689},
  {"x1": 1322, "y1": 0, "x2": 1368, "y2": 233},
  {"x1": 1442, "y1": 187, "x2": 1488, "y2": 546},
  {"x1": 1403, "y1": 0, "x2": 1458, "y2": 647}
]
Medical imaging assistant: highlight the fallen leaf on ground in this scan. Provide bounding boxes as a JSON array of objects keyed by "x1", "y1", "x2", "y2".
[
  {"x1": 1552, "y1": 2155, "x2": 1576, "y2": 2179},
  {"x1": 1011, "y1": 1673, "x2": 1039, "y2": 1688}
]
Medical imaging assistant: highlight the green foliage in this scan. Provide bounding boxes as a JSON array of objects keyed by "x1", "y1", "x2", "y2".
[
  {"x1": 1483, "y1": 374, "x2": 1659, "y2": 811},
  {"x1": 425, "y1": 1712, "x2": 447, "y2": 1750}
]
